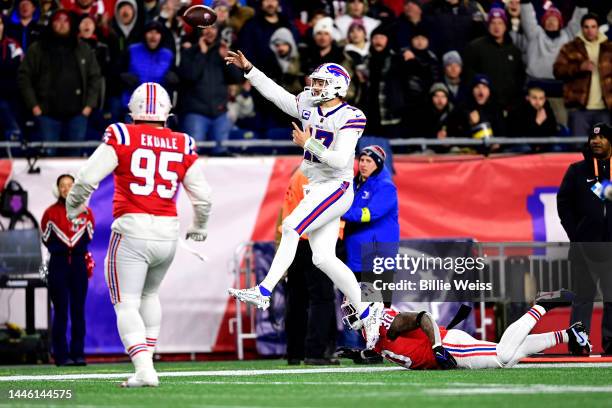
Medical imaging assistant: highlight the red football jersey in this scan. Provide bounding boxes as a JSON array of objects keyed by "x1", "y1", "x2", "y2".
[
  {"x1": 373, "y1": 309, "x2": 447, "y2": 370},
  {"x1": 103, "y1": 123, "x2": 198, "y2": 218}
]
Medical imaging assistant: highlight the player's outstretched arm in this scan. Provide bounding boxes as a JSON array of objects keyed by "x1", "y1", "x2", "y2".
[
  {"x1": 182, "y1": 161, "x2": 212, "y2": 242},
  {"x1": 66, "y1": 143, "x2": 118, "y2": 220},
  {"x1": 225, "y1": 50, "x2": 300, "y2": 119}
]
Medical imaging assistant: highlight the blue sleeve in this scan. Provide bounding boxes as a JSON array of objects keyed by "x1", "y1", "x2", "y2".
[
  {"x1": 366, "y1": 183, "x2": 398, "y2": 222},
  {"x1": 343, "y1": 204, "x2": 363, "y2": 222},
  {"x1": 343, "y1": 182, "x2": 398, "y2": 223}
]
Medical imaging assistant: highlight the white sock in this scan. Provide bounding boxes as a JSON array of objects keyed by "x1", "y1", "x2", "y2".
[
  {"x1": 504, "y1": 331, "x2": 568, "y2": 366},
  {"x1": 114, "y1": 297, "x2": 153, "y2": 373},
  {"x1": 260, "y1": 226, "x2": 300, "y2": 292},
  {"x1": 497, "y1": 305, "x2": 547, "y2": 364},
  {"x1": 140, "y1": 293, "x2": 161, "y2": 354}
]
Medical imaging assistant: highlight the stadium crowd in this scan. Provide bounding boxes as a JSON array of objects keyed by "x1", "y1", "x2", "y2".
[{"x1": 0, "y1": 0, "x2": 610, "y2": 155}]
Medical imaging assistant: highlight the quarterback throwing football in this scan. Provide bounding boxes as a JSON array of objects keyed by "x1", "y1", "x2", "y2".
[
  {"x1": 66, "y1": 82, "x2": 212, "y2": 387},
  {"x1": 225, "y1": 50, "x2": 384, "y2": 348}
]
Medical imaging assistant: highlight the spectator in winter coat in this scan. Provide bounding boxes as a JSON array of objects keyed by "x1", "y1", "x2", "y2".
[
  {"x1": 422, "y1": 0, "x2": 486, "y2": 57},
  {"x1": 119, "y1": 21, "x2": 177, "y2": 106},
  {"x1": 518, "y1": 0, "x2": 588, "y2": 127},
  {"x1": 335, "y1": 0, "x2": 380, "y2": 40},
  {"x1": 394, "y1": 0, "x2": 427, "y2": 51},
  {"x1": 361, "y1": 25, "x2": 407, "y2": 139},
  {"x1": 178, "y1": 24, "x2": 242, "y2": 155},
  {"x1": 269, "y1": 27, "x2": 302, "y2": 95},
  {"x1": 553, "y1": 13, "x2": 612, "y2": 137},
  {"x1": 449, "y1": 74, "x2": 506, "y2": 140},
  {"x1": 441, "y1": 50, "x2": 469, "y2": 106},
  {"x1": 0, "y1": 17, "x2": 24, "y2": 140},
  {"x1": 18, "y1": 9, "x2": 101, "y2": 155},
  {"x1": 463, "y1": 7, "x2": 524, "y2": 111},
  {"x1": 6, "y1": 0, "x2": 43, "y2": 51},
  {"x1": 507, "y1": 86, "x2": 559, "y2": 152}
]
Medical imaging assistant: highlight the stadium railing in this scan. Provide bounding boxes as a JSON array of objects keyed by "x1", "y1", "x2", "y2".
[{"x1": 0, "y1": 136, "x2": 588, "y2": 156}]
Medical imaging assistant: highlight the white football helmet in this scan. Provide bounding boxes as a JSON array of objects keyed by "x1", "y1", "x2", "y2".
[
  {"x1": 305, "y1": 63, "x2": 351, "y2": 105},
  {"x1": 128, "y1": 82, "x2": 172, "y2": 123}
]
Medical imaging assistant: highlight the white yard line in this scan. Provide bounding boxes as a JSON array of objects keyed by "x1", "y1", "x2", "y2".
[
  {"x1": 515, "y1": 363, "x2": 612, "y2": 369},
  {"x1": 0, "y1": 366, "x2": 404, "y2": 382},
  {"x1": 1, "y1": 362, "x2": 612, "y2": 383},
  {"x1": 425, "y1": 385, "x2": 612, "y2": 395}
]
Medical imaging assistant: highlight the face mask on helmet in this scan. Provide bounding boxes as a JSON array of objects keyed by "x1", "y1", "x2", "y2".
[
  {"x1": 128, "y1": 82, "x2": 172, "y2": 123},
  {"x1": 304, "y1": 64, "x2": 351, "y2": 105},
  {"x1": 341, "y1": 299, "x2": 360, "y2": 329}
]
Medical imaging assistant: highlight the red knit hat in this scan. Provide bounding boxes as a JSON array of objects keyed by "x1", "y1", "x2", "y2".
[{"x1": 541, "y1": 7, "x2": 564, "y2": 28}]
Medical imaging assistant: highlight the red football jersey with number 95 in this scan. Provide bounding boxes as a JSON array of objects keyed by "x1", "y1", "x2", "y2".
[
  {"x1": 373, "y1": 308, "x2": 447, "y2": 370},
  {"x1": 103, "y1": 123, "x2": 198, "y2": 218}
]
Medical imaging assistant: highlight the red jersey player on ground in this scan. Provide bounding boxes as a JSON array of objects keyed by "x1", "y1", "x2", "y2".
[
  {"x1": 66, "y1": 82, "x2": 212, "y2": 387},
  {"x1": 340, "y1": 290, "x2": 592, "y2": 369}
]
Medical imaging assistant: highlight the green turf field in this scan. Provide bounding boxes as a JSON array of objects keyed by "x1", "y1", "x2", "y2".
[{"x1": 1, "y1": 360, "x2": 612, "y2": 408}]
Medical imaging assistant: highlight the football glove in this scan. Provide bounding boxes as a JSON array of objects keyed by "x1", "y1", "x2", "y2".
[
  {"x1": 186, "y1": 227, "x2": 208, "y2": 242},
  {"x1": 433, "y1": 345, "x2": 457, "y2": 369},
  {"x1": 335, "y1": 347, "x2": 383, "y2": 364}
]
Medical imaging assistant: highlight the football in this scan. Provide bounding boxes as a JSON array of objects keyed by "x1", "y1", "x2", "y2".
[{"x1": 182, "y1": 4, "x2": 217, "y2": 28}]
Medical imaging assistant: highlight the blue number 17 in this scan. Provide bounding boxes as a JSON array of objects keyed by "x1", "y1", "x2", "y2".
[{"x1": 304, "y1": 129, "x2": 334, "y2": 162}]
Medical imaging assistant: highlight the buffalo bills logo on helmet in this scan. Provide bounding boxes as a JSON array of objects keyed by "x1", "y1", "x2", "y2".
[{"x1": 325, "y1": 64, "x2": 350, "y2": 85}]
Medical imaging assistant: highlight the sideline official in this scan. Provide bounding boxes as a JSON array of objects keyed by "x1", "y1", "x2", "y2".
[
  {"x1": 343, "y1": 145, "x2": 399, "y2": 287},
  {"x1": 557, "y1": 123, "x2": 612, "y2": 355}
]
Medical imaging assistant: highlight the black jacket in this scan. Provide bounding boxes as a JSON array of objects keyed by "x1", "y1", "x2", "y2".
[
  {"x1": 557, "y1": 153, "x2": 612, "y2": 242},
  {"x1": 177, "y1": 41, "x2": 242, "y2": 117},
  {"x1": 18, "y1": 34, "x2": 102, "y2": 113},
  {"x1": 463, "y1": 34, "x2": 524, "y2": 109},
  {"x1": 507, "y1": 100, "x2": 558, "y2": 137}
]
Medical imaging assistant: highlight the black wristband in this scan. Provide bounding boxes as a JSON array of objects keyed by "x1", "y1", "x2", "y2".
[
  {"x1": 416, "y1": 311, "x2": 426, "y2": 327},
  {"x1": 245, "y1": 65, "x2": 253, "y2": 74}
]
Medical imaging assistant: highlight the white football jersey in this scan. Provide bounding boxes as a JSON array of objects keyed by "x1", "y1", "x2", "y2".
[{"x1": 245, "y1": 67, "x2": 366, "y2": 184}]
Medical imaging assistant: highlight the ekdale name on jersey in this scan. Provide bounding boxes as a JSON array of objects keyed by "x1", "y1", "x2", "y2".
[{"x1": 140, "y1": 134, "x2": 179, "y2": 150}]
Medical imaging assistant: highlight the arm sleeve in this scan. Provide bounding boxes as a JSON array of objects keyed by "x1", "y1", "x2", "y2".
[
  {"x1": 17, "y1": 46, "x2": 39, "y2": 110},
  {"x1": 305, "y1": 128, "x2": 361, "y2": 170},
  {"x1": 519, "y1": 3, "x2": 540, "y2": 40},
  {"x1": 182, "y1": 160, "x2": 213, "y2": 230},
  {"x1": 349, "y1": 183, "x2": 398, "y2": 223},
  {"x1": 40, "y1": 209, "x2": 50, "y2": 246},
  {"x1": 556, "y1": 165, "x2": 578, "y2": 241},
  {"x1": 564, "y1": 6, "x2": 588, "y2": 40},
  {"x1": 66, "y1": 143, "x2": 118, "y2": 215},
  {"x1": 244, "y1": 66, "x2": 300, "y2": 118}
]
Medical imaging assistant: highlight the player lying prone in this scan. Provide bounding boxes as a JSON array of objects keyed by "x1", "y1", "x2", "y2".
[{"x1": 339, "y1": 290, "x2": 592, "y2": 370}]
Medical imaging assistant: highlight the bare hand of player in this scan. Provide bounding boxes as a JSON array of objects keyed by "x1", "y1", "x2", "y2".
[
  {"x1": 225, "y1": 50, "x2": 253, "y2": 72},
  {"x1": 291, "y1": 122, "x2": 311, "y2": 148}
]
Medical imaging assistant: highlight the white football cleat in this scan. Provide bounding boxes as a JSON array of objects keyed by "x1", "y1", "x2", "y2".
[
  {"x1": 121, "y1": 369, "x2": 159, "y2": 388},
  {"x1": 362, "y1": 302, "x2": 384, "y2": 350},
  {"x1": 228, "y1": 286, "x2": 270, "y2": 310}
]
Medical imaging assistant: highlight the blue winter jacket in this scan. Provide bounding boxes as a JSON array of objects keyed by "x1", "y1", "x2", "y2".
[
  {"x1": 122, "y1": 43, "x2": 173, "y2": 105},
  {"x1": 343, "y1": 168, "x2": 400, "y2": 272}
]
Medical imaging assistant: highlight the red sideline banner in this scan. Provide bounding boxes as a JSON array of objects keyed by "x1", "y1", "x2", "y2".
[{"x1": 393, "y1": 153, "x2": 582, "y2": 241}]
